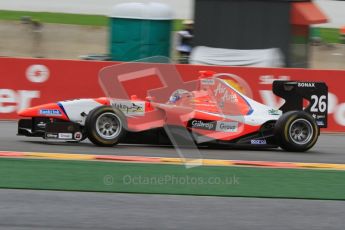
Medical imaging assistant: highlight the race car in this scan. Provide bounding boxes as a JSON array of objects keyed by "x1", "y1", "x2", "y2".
[{"x1": 17, "y1": 71, "x2": 328, "y2": 152}]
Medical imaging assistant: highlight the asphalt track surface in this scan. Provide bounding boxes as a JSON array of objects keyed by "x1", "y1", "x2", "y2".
[
  {"x1": 1, "y1": 121, "x2": 345, "y2": 229},
  {"x1": 0, "y1": 189, "x2": 344, "y2": 230},
  {"x1": 1, "y1": 121, "x2": 345, "y2": 163}
]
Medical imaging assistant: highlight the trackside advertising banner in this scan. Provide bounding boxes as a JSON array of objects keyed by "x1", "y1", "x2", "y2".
[{"x1": 0, "y1": 57, "x2": 344, "y2": 132}]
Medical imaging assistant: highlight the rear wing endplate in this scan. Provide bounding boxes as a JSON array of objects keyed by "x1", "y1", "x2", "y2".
[{"x1": 273, "y1": 81, "x2": 328, "y2": 128}]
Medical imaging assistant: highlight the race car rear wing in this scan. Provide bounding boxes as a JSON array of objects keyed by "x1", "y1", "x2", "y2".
[{"x1": 273, "y1": 81, "x2": 328, "y2": 128}]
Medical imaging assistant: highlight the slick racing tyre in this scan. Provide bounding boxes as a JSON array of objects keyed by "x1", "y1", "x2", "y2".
[
  {"x1": 274, "y1": 111, "x2": 319, "y2": 152},
  {"x1": 85, "y1": 106, "x2": 126, "y2": 147}
]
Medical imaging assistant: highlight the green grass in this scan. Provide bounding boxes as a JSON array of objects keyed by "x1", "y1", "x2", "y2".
[
  {"x1": 0, "y1": 10, "x2": 183, "y2": 30},
  {"x1": 1, "y1": 158, "x2": 345, "y2": 200},
  {"x1": 319, "y1": 28, "x2": 341, "y2": 43},
  {"x1": 173, "y1": 19, "x2": 184, "y2": 31},
  {"x1": 312, "y1": 27, "x2": 341, "y2": 43},
  {"x1": 0, "y1": 10, "x2": 108, "y2": 26}
]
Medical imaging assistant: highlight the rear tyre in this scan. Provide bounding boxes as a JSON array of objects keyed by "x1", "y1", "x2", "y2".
[
  {"x1": 85, "y1": 106, "x2": 126, "y2": 147},
  {"x1": 274, "y1": 111, "x2": 319, "y2": 152}
]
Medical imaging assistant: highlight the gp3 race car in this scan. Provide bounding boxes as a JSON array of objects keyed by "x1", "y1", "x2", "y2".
[{"x1": 17, "y1": 72, "x2": 328, "y2": 152}]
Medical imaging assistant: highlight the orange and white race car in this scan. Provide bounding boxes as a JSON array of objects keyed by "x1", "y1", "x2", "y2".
[{"x1": 17, "y1": 72, "x2": 328, "y2": 152}]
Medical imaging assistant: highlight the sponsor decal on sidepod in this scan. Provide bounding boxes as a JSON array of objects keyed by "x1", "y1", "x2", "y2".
[
  {"x1": 251, "y1": 139, "x2": 267, "y2": 145},
  {"x1": 190, "y1": 120, "x2": 215, "y2": 130},
  {"x1": 46, "y1": 133, "x2": 58, "y2": 139},
  {"x1": 58, "y1": 133, "x2": 73, "y2": 139},
  {"x1": 268, "y1": 109, "x2": 280, "y2": 116},
  {"x1": 215, "y1": 121, "x2": 238, "y2": 132},
  {"x1": 112, "y1": 101, "x2": 145, "y2": 116},
  {"x1": 190, "y1": 120, "x2": 238, "y2": 133},
  {"x1": 39, "y1": 109, "x2": 62, "y2": 116}
]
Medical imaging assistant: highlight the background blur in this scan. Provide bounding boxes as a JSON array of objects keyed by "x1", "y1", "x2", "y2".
[{"x1": 0, "y1": 0, "x2": 344, "y2": 69}]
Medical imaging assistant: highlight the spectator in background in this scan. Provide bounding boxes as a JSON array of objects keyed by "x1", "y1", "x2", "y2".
[
  {"x1": 176, "y1": 20, "x2": 194, "y2": 64},
  {"x1": 21, "y1": 17, "x2": 44, "y2": 57},
  {"x1": 31, "y1": 19, "x2": 44, "y2": 58}
]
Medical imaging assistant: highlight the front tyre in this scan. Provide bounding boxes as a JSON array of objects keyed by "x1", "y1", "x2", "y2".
[
  {"x1": 85, "y1": 106, "x2": 126, "y2": 147},
  {"x1": 274, "y1": 111, "x2": 319, "y2": 152}
]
